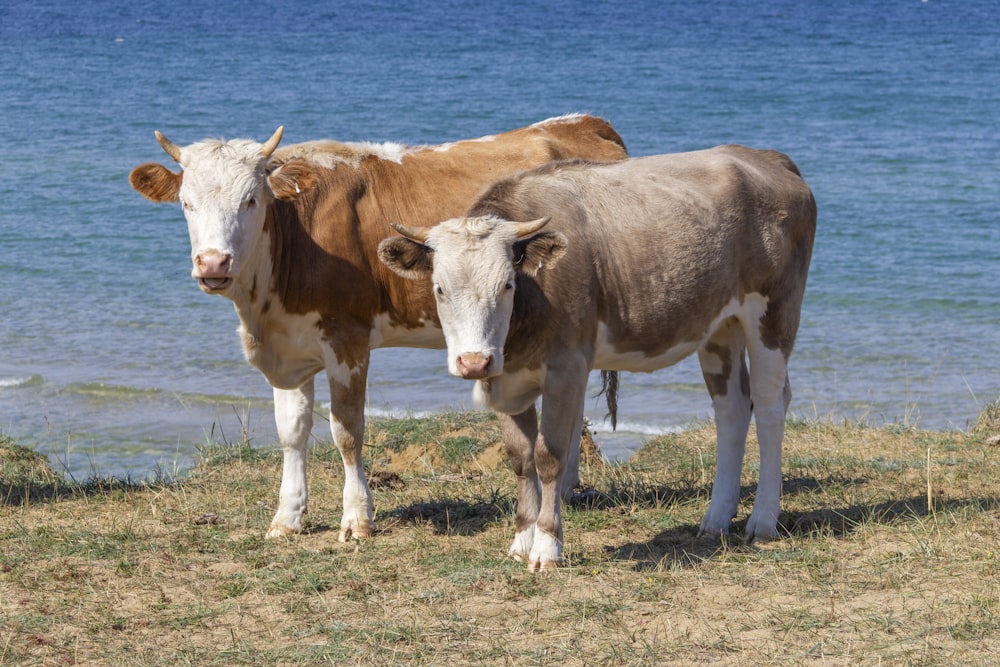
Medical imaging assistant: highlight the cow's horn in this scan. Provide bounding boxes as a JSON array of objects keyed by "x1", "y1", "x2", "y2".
[
  {"x1": 155, "y1": 130, "x2": 182, "y2": 162},
  {"x1": 389, "y1": 222, "x2": 430, "y2": 243},
  {"x1": 260, "y1": 126, "x2": 284, "y2": 157},
  {"x1": 514, "y1": 216, "x2": 552, "y2": 238}
]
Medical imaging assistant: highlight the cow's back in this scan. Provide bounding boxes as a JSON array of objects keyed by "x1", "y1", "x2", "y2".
[
  {"x1": 475, "y1": 146, "x2": 817, "y2": 366},
  {"x1": 524, "y1": 114, "x2": 627, "y2": 162},
  {"x1": 261, "y1": 116, "x2": 629, "y2": 338}
]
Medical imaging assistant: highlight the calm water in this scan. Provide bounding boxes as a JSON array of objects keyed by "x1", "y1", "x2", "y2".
[{"x1": 1, "y1": 0, "x2": 998, "y2": 479}]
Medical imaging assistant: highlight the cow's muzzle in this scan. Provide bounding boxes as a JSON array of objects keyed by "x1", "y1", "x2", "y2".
[
  {"x1": 194, "y1": 252, "x2": 234, "y2": 293},
  {"x1": 456, "y1": 353, "x2": 494, "y2": 380}
]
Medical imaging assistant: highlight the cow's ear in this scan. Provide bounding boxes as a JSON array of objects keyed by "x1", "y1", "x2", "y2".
[
  {"x1": 129, "y1": 163, "x2": 181, "y2": 203},
  {"x1": 268, "y1": 159, "x2": 318, "y2": 200},
  {"x1": 378, "y1": 236, "x2": 434, "y2": 280},
  {"x1": 514, "y1": 231, "x2": 568, "y2": 277}
]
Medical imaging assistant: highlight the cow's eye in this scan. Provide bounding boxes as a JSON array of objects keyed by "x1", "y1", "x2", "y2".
[
  {"x1": 435, "y1": 285, "x2": 444, "y2": 296},
  {"x1": 504, "y1": 281, "x2": 513, "y2": 291},
  {"x1": 246, "y1": 196, "x2": 257, "y2": 208},
  {"x1": 181, "y1": 199, "x2": 193, "y2": 212}
]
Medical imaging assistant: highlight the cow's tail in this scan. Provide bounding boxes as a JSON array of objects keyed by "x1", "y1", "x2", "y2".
[{"x1": 597, "y1": 370, "x2": 619, "y2": 431}]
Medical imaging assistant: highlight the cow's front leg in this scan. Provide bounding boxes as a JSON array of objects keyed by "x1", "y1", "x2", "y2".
[
  {"x1": 530, "y1": 358, "x2": 589, "y2": 571},
  {"x1": 497, "y1": 406, "x2": 541, "y2": 562},
  {"x1": 266, "y1": 381, "x2": 315, "y2": 538},
  {"x1": 328, "y1": 355, "x2": 375, "y2": 542}
]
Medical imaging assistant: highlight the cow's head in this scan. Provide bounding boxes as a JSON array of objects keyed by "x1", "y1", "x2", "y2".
[
  {"x1": 129, "y1": 127, "x2": 317, "y2": 295},
  {"x1": 378, "y1": 216, "x2": 567, "y2": 379}
]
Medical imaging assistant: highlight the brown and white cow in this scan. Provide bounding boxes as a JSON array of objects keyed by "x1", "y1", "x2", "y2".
[
  {"x1": 379, "y1": 146, "x2": 817, "y2": 570},
  {"x1": 129, "y1": 116, "x2": 628, "y2": 542}
]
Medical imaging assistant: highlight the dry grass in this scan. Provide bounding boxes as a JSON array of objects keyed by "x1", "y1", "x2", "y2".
[{"x1": 2, "y1": 407, "x2": 999, "y2": 666}]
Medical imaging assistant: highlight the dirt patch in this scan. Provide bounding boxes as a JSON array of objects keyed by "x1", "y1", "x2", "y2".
[{"x1": 373, "y1": 422, "x2": 604, "y2": 476}]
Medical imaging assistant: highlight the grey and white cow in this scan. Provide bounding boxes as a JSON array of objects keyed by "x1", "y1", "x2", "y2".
[{"x1": 379, "y1": 146, "x2": 817, "y2": 571}]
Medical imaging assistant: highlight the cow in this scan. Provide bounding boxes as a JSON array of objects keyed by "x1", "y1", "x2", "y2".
[
  {"x1": 128, "y1": 115, "x2": 628, "y2": 542},
  {"x1": 378, "y1": 146, "x2": 817, "y2": 571}
]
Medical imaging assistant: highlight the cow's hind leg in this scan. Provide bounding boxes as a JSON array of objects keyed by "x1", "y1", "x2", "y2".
[
  {"x1": 328, "y1": 356, "x2": 376, "y2": 542},
  {"x1": 697, "y1": 319, "x2": 753, "y2": 538},
  {"x1": 497, "y1": 406, "x2": 542, "y2": 562},
  {"x1": 267, "y1": 381, "x2": 315, "y2": 538},
  {"x1": 744, "y1": 341, "x2": 791, "y2": 543},
  {"x1": 559, "y1": 410, "x2": 584, "y2": 499}
]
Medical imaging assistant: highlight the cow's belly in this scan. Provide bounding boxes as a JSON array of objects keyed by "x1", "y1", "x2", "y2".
[
  {"x1": 594, "y1": 334, "x2": 701, "y2": 372},
  {"x1": 592, "y1": 293, "x2": 770, "y2": 372},
  {"x1": 369, "y1": 313, "x2": 444, "y2": 349}
]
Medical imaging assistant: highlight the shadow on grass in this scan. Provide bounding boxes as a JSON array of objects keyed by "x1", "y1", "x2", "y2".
[
  {"x1": 0, "y1": 475, "x2": 171, "y2": 506},
  {"x1": 382, "y1": 491, "x2": 514, "y2": 537},
  {"x1": 1, "y1": 437, "x2": 176, "y2": 506},
  {"x1": 376, "y1": 475, "x2": 875, "y2": 542},
  {"x1": 570, "y1": 474, "x2": 868, "y2": 512},
  {"x1": 605, "y1": 478, "x2": 1000, "y2": 571},
  {"x1": 781, "y1": 494, "x2": 1000, "y2": 537}
]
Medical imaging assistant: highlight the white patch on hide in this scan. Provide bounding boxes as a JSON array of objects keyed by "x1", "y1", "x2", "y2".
[{"x1": 593, "y1": 293, "x2": 771, "y2": 372}]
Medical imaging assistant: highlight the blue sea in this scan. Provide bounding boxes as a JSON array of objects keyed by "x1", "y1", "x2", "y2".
[{"x1": 1, "y1": 0, "x2": 998, "y2": 480}]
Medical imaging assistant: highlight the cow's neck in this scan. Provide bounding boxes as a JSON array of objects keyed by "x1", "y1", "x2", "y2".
[
  {"x1": 231, "y1": 230, "x2": 267, "y2": 318},
  {"x1": 222, "y1": 176, "x2": 445, "y2": 377},
  {"x1": 223, "y1": 222, "x2": 280, "y2": 364}
]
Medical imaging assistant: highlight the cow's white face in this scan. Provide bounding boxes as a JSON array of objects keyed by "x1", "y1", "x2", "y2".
[
  {"x1": 378, "y1": 216, "x2": 565, "y2": 380},
  {"x1": 429, "y1": 217, "x2": 522, "y2": 379},
  {"x1": 129, "y1": 127, "x2": 290, "y2": 296},
  {"x1": 176, "y1": 139, "x2": 274, "y2": 293}
]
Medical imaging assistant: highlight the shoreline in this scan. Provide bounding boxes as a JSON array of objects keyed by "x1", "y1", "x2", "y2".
[{"x1": 7, "y1": 398, "x2": 998, "y2": 485}]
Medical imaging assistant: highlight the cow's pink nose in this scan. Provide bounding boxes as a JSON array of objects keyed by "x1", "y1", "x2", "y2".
[
  {"x1": 456, "y1": 353, "x2": 492, "y2": 379},
  {"x1": 195, "y1": 252, "x2": 233, "y2": 278}
]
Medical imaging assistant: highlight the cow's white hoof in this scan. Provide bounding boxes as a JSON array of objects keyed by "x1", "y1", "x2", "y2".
[
  {"x1": 265, "y1": 522, "x2": 300, "y2": 539},
  {"x1": 527, "y1": 530, "x2": 562, "y2": 571},
  {"x1": 267, "y1": 505, "x2": 306, "y2": 538},
  {"x1": 267, "y1": 502, "x2": 308, "y2": 539},
  {"x1": 744, "y1": 511, "x2": 780, "y2": 544},
  {"x1": 338, "y1": 519, "x2": 375, "y2": 543},
  {"x1": 527, "y1": 558, "x2": 561, "y2": 573},
  {"x1": 699, "y1": 506, "x2": 736, "y2": 538},
  {"x1": 509, "y1": 527, "x2": 535, "y2": 561}
]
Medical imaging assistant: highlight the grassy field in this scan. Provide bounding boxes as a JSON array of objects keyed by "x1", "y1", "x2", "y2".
[{"x1": 2, "y1": 403, "x2": 999, "y2": 666}]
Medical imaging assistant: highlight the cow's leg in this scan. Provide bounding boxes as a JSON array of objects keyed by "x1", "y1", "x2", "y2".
[
  {"x1": 496, "y1": 406, "x2": 541, "y2": 561},
  {"x1": 697, "y1": 320, "x2": 753, "y2": 538},
  {"x1": 744, "y1": 342, "x2": 791, "y2": 543},
  {"x1": 266, "y1": 381, "x2": 315, "y2": 538},
  {"x1": 559, "y1": 410, "x2": 584, "y2": 498},
  {"x1": 328, "y1": 355, "x2": 376, "y2": 542},
  {"x1": 531, "y1": 357, "x2": 589, "y2": 571}
]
